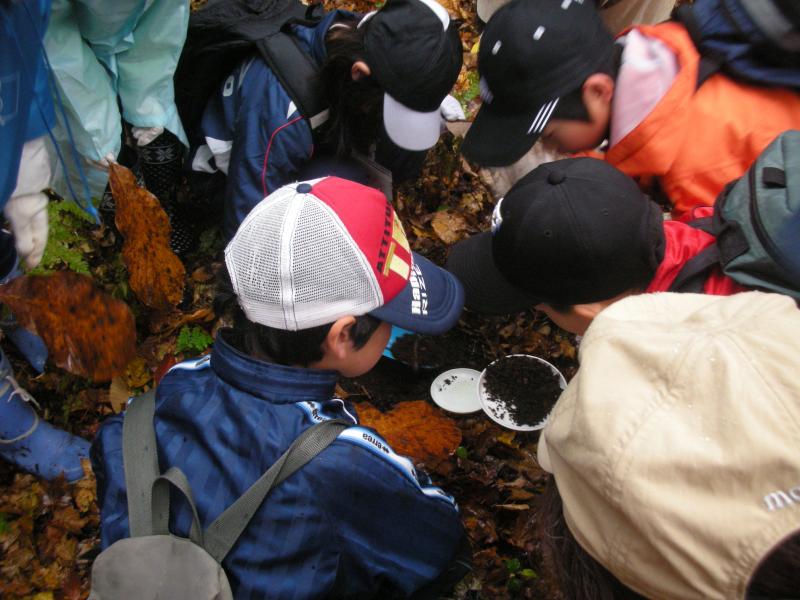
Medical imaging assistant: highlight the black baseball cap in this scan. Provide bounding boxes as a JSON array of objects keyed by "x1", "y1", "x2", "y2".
[
  {"x1": 462, "y1": 0, "x2": 614, "y2": 166},
  {"x1": 446, "y1": 158, "x2": 665, "y2": 313},
  {"x1": 360, "y1": 0, "x2": 463, "y2": 152}
]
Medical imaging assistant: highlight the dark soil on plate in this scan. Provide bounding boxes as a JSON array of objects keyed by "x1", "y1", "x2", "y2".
[
  {"x1": 342, "y1": 327, "x2": 490, "y2": 411},
  {"x1": 484, "y1": 356, "x2": 562, "y2": 427}
]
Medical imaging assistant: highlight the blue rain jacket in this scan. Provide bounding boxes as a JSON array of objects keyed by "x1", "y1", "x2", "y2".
[
  {"x1": 92, "y1": 331, "x2": 465, "y2": 599},
  {"x1": 0, "y1": 0, "x2": 54, "y2": 209},
  {"x1": 43, "y1": 0, "x2": 189, "y2": 162}
]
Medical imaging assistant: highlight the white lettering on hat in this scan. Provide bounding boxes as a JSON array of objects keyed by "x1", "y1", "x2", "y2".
[
  {"x1": 409, "y1": 263, "x2": 429, "y2": 316},
  {"x1": 492, "y1": 40, "x2": 502, "y2": 55},
  {"x1": 528, "y1": 98, "x2": 560, "y2": 134},
  {"x1": 357, "y1": 11, "x2": 377, "y2": 28},
  {"x1": 533, "y1": 26, "x2": 545, "y2": 40},
  {"x1": 479, "y1": 78, "x2": 494, "y2": 104},
  {"x1": 763, "y1": 485, "x2": 800, "y2": 511},
  {"x1": 561, "y1": 0, "x2": 583, "y2": 8},
  {"x1": 491, "y1": 197, "x2": 504, "y2": 234}
]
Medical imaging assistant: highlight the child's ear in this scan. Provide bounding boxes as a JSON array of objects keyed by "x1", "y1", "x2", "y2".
[
  {"x1": 582, "y1": 73, "x2": 615, "y2": 107},
  {"x1": 323, "y1": 316, "x2": 357, "y2": 360},
  {"x1": 350, "y1": 61, "x2": 371, "y2": 81}
]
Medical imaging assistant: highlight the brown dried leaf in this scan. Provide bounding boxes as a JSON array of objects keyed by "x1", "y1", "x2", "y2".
[
  {"x1": 108, "y1": 377, "x2": 130, "y2": 414},
  {"x1": 109, "y1": 163, "x2": 185, "y2": 309},
  {"x1": 0, "y1": 272, "x2": 136, "y2": 381},
  {"x1": 431, "y1": 210, "x2": 469, "y2": 245},
  {"x1": 494, "y1": 503, "x2": 531, "y2": 511},
  {"x1": 356, "y1": 400, "x2": 462, "y2": 464},
  {"x1": 148, "y1": 307, "x2": 215, "y2": 336},
  {"x1": 125, "y1": 356, "x2": 152, "y2": 389}
]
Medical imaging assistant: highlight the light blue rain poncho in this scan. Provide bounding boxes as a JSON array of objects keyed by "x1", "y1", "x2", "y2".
[{"x1": 44, "y1": 0, "x2": 189, "y2": 165}]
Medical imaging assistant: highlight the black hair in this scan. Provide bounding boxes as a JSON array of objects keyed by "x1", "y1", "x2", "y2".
[
  {"x1": 550, "y1": 44, "x2": 623, "y2": 124},
  {"x1": 318, "y1": 20, "x2": 384, "y2": 157},
  {"x1": 214, "y1": 265, "x2": 382, "y2": 366},
  {"x1": 537, "y1": 476, "x2": 800, "y2": 599}
]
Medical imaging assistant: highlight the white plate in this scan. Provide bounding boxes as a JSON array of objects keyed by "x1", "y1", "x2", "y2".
[
  {"x1": 429, "y1": 368, "x2": 483, "y2": 414},
  {"x1": 478, "y1": 354, "x2": 567, "y2": 431}
]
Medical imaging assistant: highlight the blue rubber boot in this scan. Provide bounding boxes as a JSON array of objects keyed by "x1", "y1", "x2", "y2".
[
  {"x1": 0, "y1": 261, "x2": 48, "y2": 374},
  {"x1": 0, "y1": 351, "x2": 89, "y2": 482}
]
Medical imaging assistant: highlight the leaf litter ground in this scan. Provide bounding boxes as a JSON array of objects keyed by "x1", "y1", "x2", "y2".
[{"x1": 0, "y1": 1, "x2": 579, "y2": 597}]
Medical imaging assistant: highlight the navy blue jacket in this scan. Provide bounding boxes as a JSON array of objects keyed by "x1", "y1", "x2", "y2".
[
  {"x1": 192, "y1": 12, "x2": 347, "y2": 239},
  {"x1": 92, "y1": 331, "x2": 465, "y2": 599}
]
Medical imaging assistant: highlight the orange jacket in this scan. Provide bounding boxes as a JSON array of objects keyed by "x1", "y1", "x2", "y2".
[{"x1": 605, "y1": 22, "x2": 800, "y2": 218}]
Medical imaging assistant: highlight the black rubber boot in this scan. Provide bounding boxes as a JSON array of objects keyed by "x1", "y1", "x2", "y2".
[
  {"x1": 137, "y1": 130, "x2": 194, "y2": 256},
  {"x1": 99, "y1": 140, "x2": 141, "y2": 230}
]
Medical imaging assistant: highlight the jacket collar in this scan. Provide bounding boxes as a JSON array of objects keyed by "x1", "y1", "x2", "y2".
[{"x1": 210, "y1": 330, "x2": 339, "y2": 404}]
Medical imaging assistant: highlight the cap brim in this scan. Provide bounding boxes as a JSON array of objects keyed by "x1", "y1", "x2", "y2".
[
  {"x1": 370, "y1": 252, "x2": 464, "y2": 335},
  {"x1": 383, "y1": 94, "x2": 442, "y2": 152},
  {"x1": 446, "y1": 231, "x2": 540, "y2": 314},
  {"x1": 462, "y1": 100, "x2": 550, "y2": 167}
]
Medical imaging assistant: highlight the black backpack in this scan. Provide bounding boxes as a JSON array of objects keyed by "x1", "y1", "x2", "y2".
[
  {"x1": 676, "y1": 0, "x2": 800, "y2": 89},
  {"x1": 174, "y1": 0, "x2": 330, "y2": 146},
  {"x1": 668, "y1": 130, "x2": 800, "y2": 300}
]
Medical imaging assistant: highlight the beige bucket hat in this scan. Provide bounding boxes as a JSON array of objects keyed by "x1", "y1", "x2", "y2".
[{"x1": 538, "y1": 291, "x2": 800, "y2": 599}]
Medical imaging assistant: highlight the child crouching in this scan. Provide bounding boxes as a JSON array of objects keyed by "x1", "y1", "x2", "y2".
[{"x1": 92, "y1": 177, "x2": 469, "y2": 599}]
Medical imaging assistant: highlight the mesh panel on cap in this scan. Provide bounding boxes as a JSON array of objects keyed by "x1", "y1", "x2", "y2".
[
  {"x1": 288, "y1": 198, "x2": 382, "y2": 328},
  {"x1": 226, "y1": 189, "x2": 293, "y2": 328},
  {"x1": 225, "y1": 186, "x2": 384, "y2": 331}
]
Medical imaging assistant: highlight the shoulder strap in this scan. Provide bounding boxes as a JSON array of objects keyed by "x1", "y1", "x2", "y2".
[
  {"x1": 151, "y1": 466, "x2": 204, "y2": 546},
  {"x1": 122, "y1": 390, "x2": 160, "y2": 538},
  {"x1": 674, "y1": 4, "x2": 726, "y2": 89},
  {"x1": 203, "y1": 418, "x2": 348, "y2": 563},
  {"x1": 668, "y1": 243, "x2": 721, "y2": 293},
  {"x1": 255, "y1": 31, "x2": 330, "y2": 130}
]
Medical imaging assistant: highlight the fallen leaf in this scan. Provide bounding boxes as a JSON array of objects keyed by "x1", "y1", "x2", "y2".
[
  {"x1": 431, "y1": 210, "x2": 469, "y2": 245},
  {"x1": 153, "y1": 354, "x2": 178, "y2": 385},
  {"x1": 109, "y1": 163, "x2": 185, "y2": 309},
  {"x1": 148, "y1": 307, "x2": 215, "y2": 335},
  {"x1": 494, "y1": 503, "x2": 531, "y2": 511},
  {"x1": 507, "y1": 488, "x2": 537, "y2": 501},
  {"x1": 355, "y1": 400, "x2": 461, "y2": 464},
  {"x1": 0, "y1": 272, "x2": 136, "y2": 381},
  {"x1": 496, "y1": 431, "x2": 519, "y2": 448},
  {"x1": 191, "y1": 266, "x2": 214, "y2": 282},
  {"x1": 125, "y1": 356, "x2": 152, "y2": 389},
  {"x1": 50, "y1": 508, "x2": 87, "y2": 537},
  {"x1": 61, "y1": 572, "x2": 82, "y2": 600},
  {"x1": 108, "y1": 377, "x2": 130, "y2": 414}
]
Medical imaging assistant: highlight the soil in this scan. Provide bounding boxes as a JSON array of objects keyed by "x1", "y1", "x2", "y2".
[
  {"x1": 390, "y1": 333, "x2": 449, "y2": 370},
  {"x1": 484, "y1": 356, "x2": 563, "y2": 427}
]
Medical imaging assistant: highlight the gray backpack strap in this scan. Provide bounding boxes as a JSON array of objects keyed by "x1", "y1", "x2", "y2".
[
  {"x1": 203, "y1": 419, "x2": 348, "y2": 563},
  {"x1": 151, "y1": 466, "x2": 204, "y2": 546},
  {"x1": 122, "y1": 390, "x2": 159, "y2": 538}
]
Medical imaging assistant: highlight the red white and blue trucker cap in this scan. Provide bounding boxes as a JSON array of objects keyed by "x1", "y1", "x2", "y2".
[{"x1": 225, "y1": 177, "x2": 465, "y2": 333}]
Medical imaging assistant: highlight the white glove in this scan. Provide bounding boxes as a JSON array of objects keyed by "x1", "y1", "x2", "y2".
[
  {"x1": 440, "y1": 94, "x2": 466, "y2": 122},
  {"x1": 4, "y1": 192, "x2": 49, "y2": 270},
  {"x1": 88, "y1": 152, "x2": 118, "y2": 172},
  {"x1": 132, "y1": 126, "x2": 165, "y2": 147}
]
